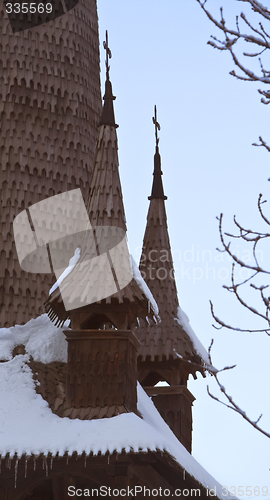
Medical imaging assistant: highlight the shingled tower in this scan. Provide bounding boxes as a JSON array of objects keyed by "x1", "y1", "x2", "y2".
[
  {"x1": 0, "y1": 1, "x2": 101, "y2": 327},
  {"x1": 45, "y1": 37, "x2": 157, "y2": 419},
  {"x1": 136, "y1": 108, "x2": 209, "y2": 453}
]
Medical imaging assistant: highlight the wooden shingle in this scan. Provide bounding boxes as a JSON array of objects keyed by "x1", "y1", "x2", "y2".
[{"x1": 0, "y1": 1, "x2": 101, "y2": 327}]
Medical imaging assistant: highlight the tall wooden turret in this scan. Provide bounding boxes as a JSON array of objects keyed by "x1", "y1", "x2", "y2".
[
  {"x1": 0, "y1": 1, "x2": 101, "y2": 326},
  {"x1": 136, "y1": 107, "x2": 209, "y2": 453}
]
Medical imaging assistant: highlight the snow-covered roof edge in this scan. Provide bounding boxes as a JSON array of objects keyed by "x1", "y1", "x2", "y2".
[
  {"x1": 175, "y1": 306, "x2": 216, "y2": 370},
  {"x1": 137, "y1": 384, "x2": 235, "y2": 500},
  {"x1": 131, "y1": 255, "x2": 159, "y2": 317}
]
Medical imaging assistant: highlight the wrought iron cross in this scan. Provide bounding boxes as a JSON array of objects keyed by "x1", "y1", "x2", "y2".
[
  {"x1": 103, "y1": 30, "x2": 112, "y2": 79},
  {"x1": 152, "y1": 105, "x2": 161, "y2": 147}
]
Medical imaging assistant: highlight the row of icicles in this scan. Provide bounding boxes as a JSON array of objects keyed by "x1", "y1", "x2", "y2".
[{"x1": 1, "y1": 452, "x2": 114, "y2": 488}]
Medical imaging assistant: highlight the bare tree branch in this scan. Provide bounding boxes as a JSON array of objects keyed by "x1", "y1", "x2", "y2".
[
  {"x1": 207, "y1": 340, "x2": 270, "y2": 438},
  {"x1": 207, "y1": 381, "x2": 270, "y2": 438},
  {"x1": 211, "y1": 202, "x2": 270, "y2": 335},
  {"x1": 253, "y1": 136, "x2": 270, "y2": 151},
  {"x1": 210, "y1": 300, "x2": 270, "y2": 333},
  {"x1": 197, "y1": 0, "x2": 270, "y2": 102},
  {"x1": 217, "y1": 213, "x2": 269, "y2": 273},
  {"x1": 197, "y1": 0, "x2": 270, "y2": 440}
]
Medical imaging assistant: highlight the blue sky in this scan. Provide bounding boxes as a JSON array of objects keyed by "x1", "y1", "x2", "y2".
[{"x1": 97, "y1": 0, "x2": 270, "y2": 494}]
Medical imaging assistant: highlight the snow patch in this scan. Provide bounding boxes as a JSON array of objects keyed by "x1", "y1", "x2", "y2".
[
  {"x1": 0, "y1": 314, "x2": 68, "y2": 363},
  {"x1": 131, "y1": 256, "x2": 159, "y2": 317}
]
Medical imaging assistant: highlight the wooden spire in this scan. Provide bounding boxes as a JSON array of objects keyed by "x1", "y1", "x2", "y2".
[
  {"x1": 86, "y1": 69, "x2": 125, "y2": 231},
  {"x1": 136, "y1": 108, "x2": 205, "y2": 369},
  {"x1": 45, "y1": 39, "x2": 155, "y2": 329}
]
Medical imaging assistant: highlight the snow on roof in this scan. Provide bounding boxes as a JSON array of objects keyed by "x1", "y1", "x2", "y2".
[
  {"x1": 131, "y1": 256, "x2": 159, "y2": 317},
  {"x1": 175, "y1": 306, "x2": 214, "y2": 369},
  {"x1": 0, "y1": 354, "x2": 165, "y2": 458},
  {"x1": 49, "y1": 247, "x2": 81, "y2": 295},
  {"x1": 0, "y1": 314, "x2": 68, "y2": 364},
  {"x1": 138, "y1": 385, "x2": 234, "y2": 499},
  {"x1": 0, "y1": 315, "x2": 231, "y2": 498},
  {"x1": 48, "y1": 251, "x2": 159, "y2": 318}
]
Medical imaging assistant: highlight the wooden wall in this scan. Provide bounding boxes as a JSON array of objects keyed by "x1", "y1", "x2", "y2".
[{"x1": 0, "y1": 1, "x2": 101, "y2": 326}]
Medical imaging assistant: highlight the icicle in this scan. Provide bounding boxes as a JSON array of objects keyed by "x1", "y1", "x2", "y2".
[
  {"x1": 33, "y1": 457, "x2": 36, "y2": 471},
  {"x1": 42, "y1": 459, "x2": 44, "y2": 470},
  {"x1": 14, "y1": 458, "x2": 18, "y2": 489},
  {"x1": 66, "y1": 456, "x2": 69, "y2": 465},
  {"x1": 0, "y1": 456, "x2": 2, "y2": 474},
  {"x1": 25, "y1": 458, "x2": 28, "y2": 478},
  {"x1": 183, "y1": 470, "x2": 186, "y2": 480},
  {"x1": 50, "y1": 457, "x2": 53, "y2": 470},
  {"x1": 107, "y1": 455, "x2": 110, "y2": 465},
  {"x1": 45, "y1": 458, "x2": 48, "y2": 477},
  {"x1": 84, "y1": 455, "x2": 87, "y2": 468}
]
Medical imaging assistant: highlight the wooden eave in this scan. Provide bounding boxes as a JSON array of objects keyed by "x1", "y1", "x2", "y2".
[{"x1": 0, "y1": 451, "x2": 211, "y2": 500}]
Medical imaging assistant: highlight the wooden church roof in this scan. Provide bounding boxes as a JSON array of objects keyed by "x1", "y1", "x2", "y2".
[
  {"x1": 0, "y1": 315, "x2": 227, "y2": 499},
  {"x1": 135, "y1": 114, "x2": 211, "y2": 372}
]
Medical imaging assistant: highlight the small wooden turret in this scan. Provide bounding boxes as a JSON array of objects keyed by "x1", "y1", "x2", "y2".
[
  {"x1": 45, "y1": 36, "x2": 156, "y2": 419},
  {"x1": 136, "y1": 107, "x2": 206, "y2": 452}
]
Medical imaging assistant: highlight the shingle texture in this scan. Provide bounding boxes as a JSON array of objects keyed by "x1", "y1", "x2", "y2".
[
  {"x1": 0, "y1": 1, "x2": 101, "y2": 327},
  {"x1": 30, "y1": 359, "x2": 130, "y2": 419}
]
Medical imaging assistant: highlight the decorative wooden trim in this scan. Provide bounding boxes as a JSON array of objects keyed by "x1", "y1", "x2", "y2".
[
  {"x1": 143, "y1": 385, "x2": 196, "y2": 403},
  {"x1": 64, "y1": 329, "x2": 141, "y2": 350}
]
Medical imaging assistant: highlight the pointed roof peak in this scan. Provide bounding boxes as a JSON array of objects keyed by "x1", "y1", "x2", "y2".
[
  {"x1": 149, "y1": 105, "x2": 167, "y2": 201},
  {"x1": 99, "y1": 31, "x2": 118, "y2": 128}
]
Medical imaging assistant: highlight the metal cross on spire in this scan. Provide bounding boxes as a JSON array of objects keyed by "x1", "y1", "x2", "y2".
[
  {"x1": 152, "y1": 105, "x2": 161, "y2": 148},
  {"x1": 103, "y1": 30, "x2": 112, "y2": 80}
]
